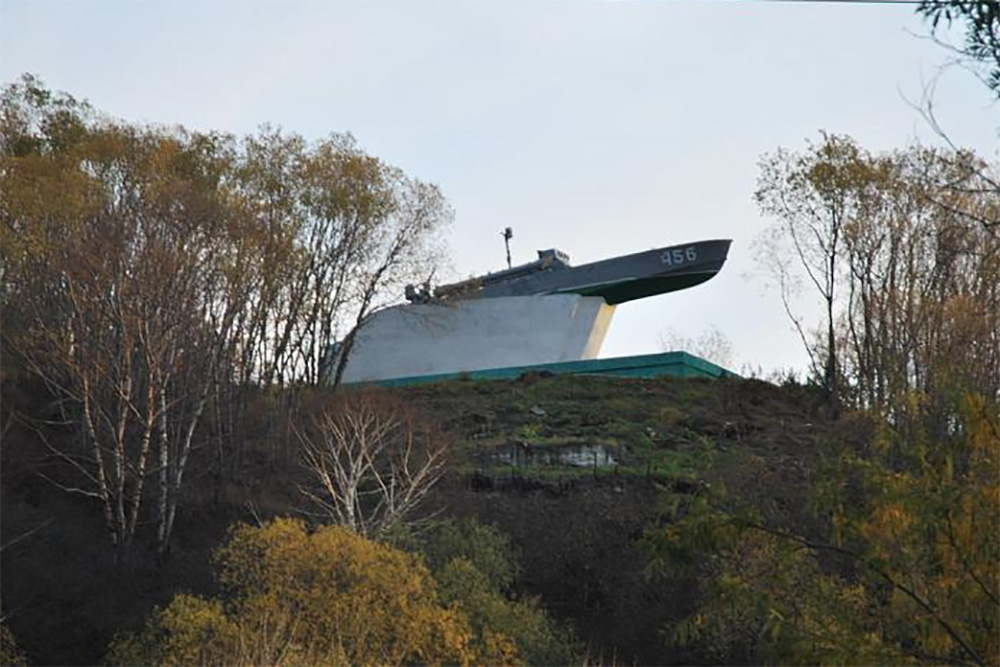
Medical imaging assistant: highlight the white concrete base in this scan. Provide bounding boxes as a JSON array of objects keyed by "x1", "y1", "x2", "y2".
[{"x1": 332, "y1": 294, "x2": 616, "y2": 383}]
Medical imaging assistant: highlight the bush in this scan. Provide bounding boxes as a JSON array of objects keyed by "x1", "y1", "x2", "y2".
[
  {"x1": 108, "y1": 518, "x2": 478, "y2": 665},
  {"x1": 396, "y1": 518, "x2": 581, "y2": 666}
]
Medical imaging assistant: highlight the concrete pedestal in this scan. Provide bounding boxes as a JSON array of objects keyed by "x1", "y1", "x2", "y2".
[{"x1": 332, "y1": 294, "x2": 616, "y2": 384}]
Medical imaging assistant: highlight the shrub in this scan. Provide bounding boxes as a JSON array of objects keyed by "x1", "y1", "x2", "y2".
[
  {"x1": 396, "y1": 518, "x2": 580, "y2": 666},
  {"x1": 108, "y1": 518, "x2": 478, "y2": 666}
]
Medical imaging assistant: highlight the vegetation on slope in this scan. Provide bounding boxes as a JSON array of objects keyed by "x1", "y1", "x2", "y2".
[{"x1": 2, "y1": 356, "x2": 997, "y2": 665}]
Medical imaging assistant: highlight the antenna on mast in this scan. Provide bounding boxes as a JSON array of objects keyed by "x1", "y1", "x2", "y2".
[{"x1": 502, "y1": 227, "x2": 513, "y2": 269}]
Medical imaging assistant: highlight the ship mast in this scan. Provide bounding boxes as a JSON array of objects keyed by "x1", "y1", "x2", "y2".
[{"x1": 502, "y1": 227, "x2": 513, "y2": 269}]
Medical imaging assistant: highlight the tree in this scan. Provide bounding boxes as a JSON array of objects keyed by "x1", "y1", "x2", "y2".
[
  {"x1": 297, "y1": 391, "x2": 446, "y2": 538},
  {"x1": 230, "y1": 128, "x2": 451, "y2": 388},
  {"x1": 323, "y1": 164, "x2": 452, "y2": 388},
  {"x1": 646, "y1": 504, "x2": 906, "y2": 665},
  {"x1": 659, "y1": 325, "x2": 734, "y2": 369},
  {"x1": 1, "y1": 74, "x2": 452, "y2": 559},
  {"x1": 755, "y1": 133, "x2": 873, "y2": 408},
  {"x1": 647, "y1": 395, "x2": 1000, "y2": 667},
  {"x1": 1, "y1": 76, "x2": 254, "y2": 556},
  {"x1": 107, "y1": 518, "x2": 479, "y2": 665},
  {"x1": 401, "y1": 517, "x2": 521, "y2": 593},
  {"x1": 0, "y1": 617, "x2": 27, "y2": 666},
  {"x1": 909, "y1": 3, "x2": 999, "y2": 237},
  {"x1": 839, "y1": 145, "x2": 999, "y2": 428},
  {"x1": 917, "y1": 0, "x2": 1000, "y2": 95},
  {"x1": 666, "y1": 132, "x2": 1000, "y2": 665},
  {"x1": 395, "y1": 518, "x2": 581, "y2": 666},
  {"x1": 754, "y1": 134, "x2": 999, "y2": 419}
]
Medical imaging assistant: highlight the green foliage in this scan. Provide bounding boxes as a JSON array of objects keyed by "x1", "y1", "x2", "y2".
[
  {"x1": 513, "y1": 423, "x2": 542, "y2": 442},
  {"x1": 648, "y1": 497, "x2": 906, "y2": 665},
  {"x1": 917, "y1": 0, "x2": 1000, "y2": 94},
  {"x1": 405, "y1": 518, "x2": 520, "y2": 592},
  {"x1": 396, "y1": 518, "x2": 580, "y2": 666},
  {"x1": 656, "y1": 405, "x2": 686, "y2": 428},
  {"x1": 107, "y1": 518, "x2": 478, "y2": 666},
  {"x1": 831, "y1": 393, "x2": 999, "y2": 664},
  {"x1": 647, "y1": 393, "x2": 999, "y2": 665},
  {"x1": 436, "y1": 557, "x2": 578, "y2": 666},
  {"x1": 644, "y1": 492, "x2": 740, "y2": 577},
  {"x1": 743, "y1": 130, "x2": 998, "y2": 665}
]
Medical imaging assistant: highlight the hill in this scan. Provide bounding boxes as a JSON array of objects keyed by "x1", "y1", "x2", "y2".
[{"x1": 0, "y1": 373, "x2": 854, "y2": 665}]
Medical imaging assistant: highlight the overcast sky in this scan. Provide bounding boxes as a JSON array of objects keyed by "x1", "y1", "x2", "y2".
[{"x1": 2, "y1": 0, "x2": 997, "y2": 375}]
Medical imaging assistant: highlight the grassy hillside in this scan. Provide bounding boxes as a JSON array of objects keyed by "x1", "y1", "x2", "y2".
[
  {"x1": 400, "y1": 374, "x2": 850, "y2": 664},
  {"x1": 0, "y1": 374, "x2": 860, "y2": 665}
]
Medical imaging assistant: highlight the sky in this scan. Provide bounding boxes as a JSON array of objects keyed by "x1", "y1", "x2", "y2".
[{"x1": 2, "y1": 0, "x2": 997, "y2": 376}]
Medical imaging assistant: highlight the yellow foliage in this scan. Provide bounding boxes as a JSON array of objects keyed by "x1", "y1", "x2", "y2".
[
  {"x1": 108, "y1": 518, "x2": 484, "y2": 666},
  {"x1": 657, "y1": 393, "x2": 999, "y2": 665},
  {"x1": 661, "y1": 523, "x2": 907, "y2": 665},
  {"x1": 853, "y1": 392, "x2": 1000, "y2": 665}
]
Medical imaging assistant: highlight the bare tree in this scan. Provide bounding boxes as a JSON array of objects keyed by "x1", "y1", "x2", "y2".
[
  {"x1": 659, "y1": 325, "x2": 734, "y2": 369},
  {"x1": 297, "y1": 392, "x2": 445, "y2": 538}
]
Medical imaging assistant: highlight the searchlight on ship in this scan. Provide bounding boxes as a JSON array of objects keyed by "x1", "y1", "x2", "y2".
[{"x1": 325, "y1": 237, "x2": 732, "y2": 384}]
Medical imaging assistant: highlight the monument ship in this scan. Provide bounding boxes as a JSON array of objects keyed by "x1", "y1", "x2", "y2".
[{"x1": 325, "y1": 238, "x2": 732, "y2": 384}]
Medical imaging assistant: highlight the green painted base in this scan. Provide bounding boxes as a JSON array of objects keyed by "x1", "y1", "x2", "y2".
[{"x1": 350, "y1": 351, "x2": 738, "y2": 387}]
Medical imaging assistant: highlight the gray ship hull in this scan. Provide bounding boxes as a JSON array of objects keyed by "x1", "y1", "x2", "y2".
[
  {"x1": 482, "y1": 239, "x2": 730, "y2": 304},
  {"x1": 430, "y1": 239, "x2": 731, "y2": 305}
]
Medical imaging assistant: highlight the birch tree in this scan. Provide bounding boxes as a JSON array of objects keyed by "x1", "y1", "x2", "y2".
[
  {"x1": 1, "y1": 74, "x2": 452, "y2": 558},
  {"x1": 1, "y1": 76, "x2": 254, "y2": 556},
  {"x1": 297, "y1": 392, "x2": 446, "y2": 538},
  {"x1": 231, "y1": 128, "x2": 451, "y2": 387}
]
